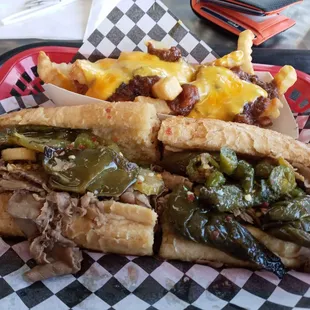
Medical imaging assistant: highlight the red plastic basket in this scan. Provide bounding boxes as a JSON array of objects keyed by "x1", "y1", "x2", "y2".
[
  {"x1": 0, "y1": 46, "x2": 78, "y2": 100},
  {"x1": 0, "y1": 46, "x2": 309, "y2": 115}
]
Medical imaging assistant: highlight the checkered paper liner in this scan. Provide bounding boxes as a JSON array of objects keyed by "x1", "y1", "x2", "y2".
[
  {"x1": 1, "y1": 0, "x2": 310, "y2": 309},
  {"x1": 1, "y1": 237, "x2": 310, "y2": 310}
]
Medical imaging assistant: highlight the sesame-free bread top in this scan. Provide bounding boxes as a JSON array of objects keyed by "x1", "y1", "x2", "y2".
[
  {"x1": 158, "y1": 116, "x2": 310, "y2": 167},
  {"x1": 0, "y1": 102, "x2": 160, "y2": 164}
]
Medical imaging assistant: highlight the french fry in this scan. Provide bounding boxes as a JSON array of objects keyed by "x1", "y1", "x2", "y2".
[
  {"x1": 37, "y1": 51, "x2": 76, "y2": 92},
  {"x1": 152, "y1": 76, "x2": 183, "y2": 101},
  {"x1": 237, "y1": 30, "x2": 255, "y2": 74},
  {"x1": 70, "y1": 58, "x2": 118, "y2": 86},
  {"x1": 274, "y1": 65, "x2": 297, "y2": 95},
  {"x1": 134, "y1": 96, "x2": 172, "y2": 114},
  {"x1": 212, "y1": 50, "x2": 244, "y2": 68},
  {"x1": 261, "y1": 98, "x2": 283, "y2": 119}
]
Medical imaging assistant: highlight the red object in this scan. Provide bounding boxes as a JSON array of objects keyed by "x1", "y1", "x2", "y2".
[
  {"x1": 254, "y1": 64, "x2": 310, "y2": 114},
  {"x1": 0, "y1": 46, "x2": 78, "y2": 100},
  {"x1": 190, "y1": 0, "x2": 301, "y2": 46},
  {"x1": 0, "y1": 45, "x2": 309, "y2": 114}
]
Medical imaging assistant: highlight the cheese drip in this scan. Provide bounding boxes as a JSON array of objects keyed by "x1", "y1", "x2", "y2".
[
  {"x1": 71, "y1": 51, "x2": 196, "y2": 100},
  {"x1": 189, "y1": 66, "x2": 268, "y2": 121}
]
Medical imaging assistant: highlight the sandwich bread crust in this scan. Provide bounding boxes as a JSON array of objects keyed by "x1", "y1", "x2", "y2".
[
  {"x1": 0, "y1": 193, "x2": 157, "y2": 256},
  {"x1": 158, "y1": 116, "x2": 310, "y2": 167},
  {"x1": 0, "y1": 102, "x2": 160, "y2": 164},
  {"x1": 65, "y1": 200, "x2": 157, "y2": 256}
]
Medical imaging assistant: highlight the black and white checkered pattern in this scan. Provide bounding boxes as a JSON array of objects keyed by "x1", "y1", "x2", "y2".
[
  {"x1": 73, "y1": 0, "x2": 217, "y2": 64},
  {"x1": 0, "y1": 93, "x2": 54, "y2": 115},
  {"x1": 0, "y1": 0, "x2": 310, "y2": 309},
  {"x1": 1, "y1": 238, "x2": 310, "y2": 310}
]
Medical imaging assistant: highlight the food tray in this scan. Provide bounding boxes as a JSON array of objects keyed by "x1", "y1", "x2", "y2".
[
  {"x1": 0, "y1": 46, "x2": 310, "y2": 310},
  {"x1": 0, "y1": 45, "x2": 309, "y2": 112},
  {"x1": 0, "y1": 45, "x2": 310, "y2": 143}
]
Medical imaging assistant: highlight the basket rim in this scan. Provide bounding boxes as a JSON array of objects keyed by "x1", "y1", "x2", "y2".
[
  {"x1": 0, "y1": 45, "x2": 80, "y2": 86},
  {"x1": 0, "y1": 44, "x2": 310, "y2": 101},
  {"x1": 0, "y1": 41, "x2": 81, "y2": 66}
]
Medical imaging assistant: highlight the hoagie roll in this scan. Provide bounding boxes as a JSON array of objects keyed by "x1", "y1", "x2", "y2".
[
  {"x1": 158, "y1": 117, "x2": 310, "y2": 277},
  {"x1": 0, "y1": 104, "x2": 161, "y2": 282},
  {"x1": 0, "y1": 102, "x2": 160, "y2": 164}
]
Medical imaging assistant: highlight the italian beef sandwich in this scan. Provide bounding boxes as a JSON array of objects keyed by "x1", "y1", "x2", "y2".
[
  {"x1": 0, "y1": 103, "x2": 161, "y2": 282},
  {"x1": 157, "y1": 116, "x2": 310, "y2": 278},
  {"x1": 1, "y1": 107, "x2": 310, "y2": 281}
]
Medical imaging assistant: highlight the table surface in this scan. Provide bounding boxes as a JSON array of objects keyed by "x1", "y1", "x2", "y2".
[
  {"x1": 0, "y1": 0, "x2": 309, "y2": 57},
  {"x1": 163, "y1": 0, "x2": 310, "y2": 50}
]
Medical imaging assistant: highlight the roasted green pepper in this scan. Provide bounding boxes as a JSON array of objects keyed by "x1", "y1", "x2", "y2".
[
  {"x1": 255, "y1": 160, "x2": 275, "y2": 179},
  {"x1": 290, "y1": 187, "x2": 306, "y2": 198},
  {"x1": 263, "y1": 197, "x2": 310, "y2": 223},
  {"x1": 269, "y1": 166, "x2": 296, "y2": 196},
  {"x1": 252, "y1": 179, "x2": 280, "y2": 206},
  {"x1": 186, "y1": 153, "x2": 219, "y2": 183},
  {"x1": 234, "y1": 160, "x2": 254, "y2": 193},
  {"x1": 0, "y1": 131, "x2": 8, "y2": 145},
  {"x1": 5, "y1": 126, "x2": 96, "y2": 152},
  {"x1": 133, "y1": 168, "x2": 164, "y2": 195},
  {"x1": 200, "y1": 185, "x2": 246, "y2": 212},
  {"x1": 220, "y1": 147, "x2": 238, "y2": 175},
  {"x1": 268, "y1": 225, "x2": 310, "y2": 248},
  {"x1": 160, "y1": 152, "x2": 202, "y2": 175},
  {"x1": 168, "y1": 185, "x2": 285, "y2": 278},
  {"x1": 206, "y1": 171, "x2": 226, "y2": 187},
  {"x1": 262, "y1": 198, "x2": 310, "y2": 248},
  {"x1": 43, "y1": 147, "x2": 138, "y2": 196},
  {"x1": 74, "y1": 133, "x2": 97, "y2": 149}
]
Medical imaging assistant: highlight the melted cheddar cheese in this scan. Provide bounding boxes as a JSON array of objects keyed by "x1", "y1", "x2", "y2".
[
  {"x1": 71, "y1": 51, "x2": 196, "y2": 100},
  {"x1": 189, "y1": 66, "x2": 267, "y2": 121}
]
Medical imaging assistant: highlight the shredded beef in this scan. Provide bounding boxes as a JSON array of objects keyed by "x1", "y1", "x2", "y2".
[
  {"x1": 147, "y1": 42, "x2": 182, "y2": 62},
  {"x1": 231, "y1": 67, "x2": 279, "y2": 99},
  {"x1": 36, "y1": 201, "x2": 54, "y2": 232},
  {"x1": 168, "y1": 84, "x2": 200, "y2": 116},
  {"x1": 120, "y1": 187, "x2": 152, "y2": 208},
  {"x1": 0, "y1": 163, "x2": 48, "y2": 193},
  {"x1": 161, "y1": 171, "x2": 193, "y2": 190},
  {"x1": 2, "y1": 158, "x2": 155, "y2": 281},
  {"x1": 135, "y1": 192, "x2": 152, "y2": 208},
  {"x1": 7, "y1": 189, "x2": 88, "y2": 281},
  {"x1": 0, "y1": 178, "x2": 44, "y2": 193},
  {"x1": 7, "y1": 169, "x2": 47, "y2": 186},
  {"x1": 25, "y1": 246, "x2": 82, "y2": 282},
  {"x1": 7, "y1": 191, "x2": 42, "y2": 239},
  {"x1": 107, "y1": 75, "x2": 160, "y2": 102}
]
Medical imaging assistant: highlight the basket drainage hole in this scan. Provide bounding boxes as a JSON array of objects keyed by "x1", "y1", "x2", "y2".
[
  {"x1": 299, "y1": 99, "x2": 309, "y2": 109},
  {"x1": 290, "y1": 89, "x2": 301, "y2": 101}
]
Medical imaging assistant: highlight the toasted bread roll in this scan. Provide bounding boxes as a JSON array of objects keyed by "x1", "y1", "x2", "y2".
[
  {"x1": 65, "y1": 200, "x2": 157, "y2": 256},
  {"x1": 158, "y1": 117, "x2": 310, "y2": 167},
  {"x1": 134, "y1": 96, "x2": 171, "y2": 114},
  {"x1": 0, "y1": 102, "x2": 160, "y2": 164},
  {"x1": 159, "y1": 212, "x2": 310, "y2": 271},
  {"x1": 246, "y1": 226, "x2": 310, "y2": 271},
  {"x1": 0, "y1": 193, "x2": 157, "y2": 256},
  {"x1": 159, "y1": 214, "x2": 255, "y2": 268}
]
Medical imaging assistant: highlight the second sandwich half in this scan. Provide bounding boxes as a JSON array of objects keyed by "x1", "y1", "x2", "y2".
[{"x1": 0, "y1": 102, "x2": 161, "y2": 282}]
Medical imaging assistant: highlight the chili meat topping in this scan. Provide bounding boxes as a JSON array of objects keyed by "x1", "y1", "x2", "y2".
[
  {"x1": 107, "y1": 75, "x2": 160, "y2": 102},
  {"x1": 147, "y1": 43, "x2": 182, "y2": 62}
]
